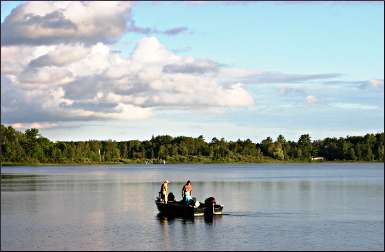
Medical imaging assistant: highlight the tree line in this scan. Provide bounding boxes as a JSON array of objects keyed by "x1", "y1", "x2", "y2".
[{"x1": 0, "y1": 124, "x2": 383, "y2": 164}]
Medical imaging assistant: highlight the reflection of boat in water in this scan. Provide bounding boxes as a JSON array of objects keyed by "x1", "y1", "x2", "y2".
[
  {"x1": 157, "y1": 212, "x2": 222, "y2": 224},
  {"x1": 155, "y1": 196, "x2": 224, "y2": 217}
]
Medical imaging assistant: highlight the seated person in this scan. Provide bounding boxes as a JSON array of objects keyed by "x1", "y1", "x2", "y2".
[{"x1": 159, "y1": 180, "x2": 169, "y2": 203}]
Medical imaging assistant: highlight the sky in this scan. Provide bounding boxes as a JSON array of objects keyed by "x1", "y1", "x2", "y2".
[{"x1": 1, "y1": 1, "x2": 384, "y2": 143}]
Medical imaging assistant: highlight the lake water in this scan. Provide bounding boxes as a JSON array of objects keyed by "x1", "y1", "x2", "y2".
[{"x1": 1, "y1": 163, "x2": 384, "y2": 251}]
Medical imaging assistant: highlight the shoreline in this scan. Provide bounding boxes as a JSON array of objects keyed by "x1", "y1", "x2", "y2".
[{"x1": 1, "y1": 160, "x2": 383, "y2": 167}]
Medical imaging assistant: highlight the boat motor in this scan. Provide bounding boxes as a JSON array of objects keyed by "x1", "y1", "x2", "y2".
[
  {"x1": 167, "y1": 192, "x2": 175, "y2": 202},
  {"x1": 204, "y1": 197, "x2": 216, "y2": 215}
]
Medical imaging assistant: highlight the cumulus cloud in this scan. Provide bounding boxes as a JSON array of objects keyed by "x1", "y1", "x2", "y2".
[
  {"x1": 2, "y1": 28, "x2": 347, "y2": 126},
  {"x1": 2, "y1": 1, "x2": 357, "y2": 128},
  {"x1": 19, "y1": 66, "x2": 73, "y2": 86},
  {"x1": 1, "y1": 45, "x2": 46, "y2": 75},
  {"x1": 1, "y1": 35, "x2": 255, "y2": 125},
  {"x1": 368, "y1": 79, "x2": 384, "y2": 88},
  {"x1": 1, "y1": 1, "x2": 132, "y2": 45},
  {"x1": 28, "y1": 44, "x2": 90, "y2": 67},
  {"x1": 2, "y1": 73, "x2": 152, "y2": 124},
  {"x1": 305, "y1": 95, "x2": 317, "y2": 104},
  {"x1": 1, "y1": 75, "x2": 79, "y2": 123}
]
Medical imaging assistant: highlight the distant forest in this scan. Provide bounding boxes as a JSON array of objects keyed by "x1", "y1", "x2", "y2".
[{"x1": 0, "y1": 124, "x2": 383, "y2": 164}]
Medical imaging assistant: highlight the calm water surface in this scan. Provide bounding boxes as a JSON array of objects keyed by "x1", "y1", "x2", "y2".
[{"x1": 1, "y1": 163, "x2": 384, "y2": 251}]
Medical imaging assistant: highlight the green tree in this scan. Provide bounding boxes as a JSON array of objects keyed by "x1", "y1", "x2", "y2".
[
  {"x1": 377, "y1": 145, "x2": 384, "y2": 161},
  {"x1": 261, "y1": 137, "x2": 273, "y2": 157},
  {"x1": 349, "y1": 147, "x2": 357, "y2": 161},
  {"x1": 158, "y1": 145, "x2": 168, "y2": 160},
  {"x1": 298, "y1": 134, "x2": 312, "y2": 160},
  {"x1": 273, "y1": 143, "x2": 285, "y2": 160},
  {"x1": 24, "y1": 128, "x2": 40, "y2": 160}
]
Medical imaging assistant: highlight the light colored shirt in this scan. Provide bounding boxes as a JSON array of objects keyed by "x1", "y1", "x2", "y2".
[{"x1": 185, "y1": 191, "x2": 192, "y2": 201}]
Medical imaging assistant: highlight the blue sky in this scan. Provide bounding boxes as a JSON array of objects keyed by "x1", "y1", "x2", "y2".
[
  {"x1": 1, "y1": 1, "x2": 384, "y2": 142},
  {"x1": 129, "y1": 2, "x2": 384, "y2": 77}
]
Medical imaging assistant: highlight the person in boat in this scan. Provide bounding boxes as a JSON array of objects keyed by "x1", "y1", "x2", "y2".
[
  {"x1": 160, "y1": 180, "x2": 169, "y2": 203},
  {"x1": 182, "y1": 180, "x2": 192, "y2": 204}
]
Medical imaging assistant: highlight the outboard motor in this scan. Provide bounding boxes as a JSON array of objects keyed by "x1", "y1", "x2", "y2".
[
  {"x1": 167, "y1": 192, "x2": 175, "y2": 202},
  {"x1": 204, "y1": 197, "x2": 216, "y2": 215}
]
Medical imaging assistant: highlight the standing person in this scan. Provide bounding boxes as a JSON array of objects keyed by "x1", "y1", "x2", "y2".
[
  {"x1": 160, "y1": 180, "x2": 169, "y2": 203},
  {"x1": 182, "y1": 180, "x2": 192, "y2": 203}
]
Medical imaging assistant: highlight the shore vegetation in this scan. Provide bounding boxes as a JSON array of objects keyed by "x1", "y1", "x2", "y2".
[{"x1": 1, "y1": 124, "x2": 383, "y2": 165}]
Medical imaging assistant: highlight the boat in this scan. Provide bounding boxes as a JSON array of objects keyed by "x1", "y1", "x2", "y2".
[{"x1": 155, "y1": 196, "x2": 224, "y2": 217}]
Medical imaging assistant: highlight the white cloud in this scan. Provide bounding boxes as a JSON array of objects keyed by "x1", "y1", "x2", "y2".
[
  {"x1": 131, "y1": 37, "x2": 180, "y2": 65},
  {"x1": 10, "y1": 122, "x2": 58, "y2": 130},
  {"x1": 305, "y1": 95, "x2": 317, "y2": 104},
  {"x1": 2, "y1": 35, "x2": 255, "y2": 124},
  {"x1": 1, "y1": 1, "x2": 132, "y2": 45},
  {"x1": 369, "y1": 79, "x2": 384, "y2": 88},
  {"x1": 19, "y1": 66, "x2": 73, "y2": 86},
  {"x1": 1, "y1": 45, "x2": 46, "y2": 75},
  {"x1": 29, "y1": 44, "x2": 90, "y2": 67},
  {"x1": 3, "y1": 1, "x2": 373, "y2": 129}
]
